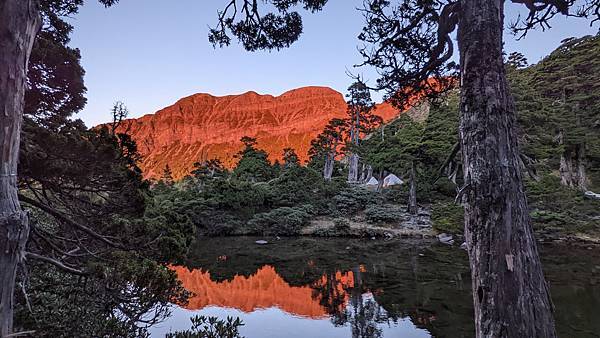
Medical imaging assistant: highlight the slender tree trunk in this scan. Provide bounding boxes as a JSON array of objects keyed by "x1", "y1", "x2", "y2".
[
  {"x1": 575, "y1": 145, "x2": 587, "y2": 190},
  {"x1": 323, "y1": 152, "x2": 334, "y2": 181},
  {"x1": 376, "y1": 169, "x2": 385, "y2": 192},
  {"x1": 561, "y1": 142, "x2": 588, "y2": 191},
  {"x1": 347, "y1": 120, "x2": 360, "y2": 183},
  {"x1": 359, "y1": 163, "x2": 366, "y2": 182},
  {"x1": 557, "y1": 130, "x2": 576, "y2": 188},
  {"x1": 0, "y1": 1, "x2": 40, "y2": 335},
  {"x1": 458, "y1": 1, "x2": 556, "y2": 337},
  {"x1": 347, "y1": 153, "x2": 359, "y2": 183},
  {"x1": 408, "y1": 161, "x2": 417, "y2": 215},
  {"x1": 365, "y1": 165, "x2": 373, "y2": 184}
]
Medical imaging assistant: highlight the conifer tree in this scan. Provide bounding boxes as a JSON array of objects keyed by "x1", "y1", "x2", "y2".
[
  {"x1": 233, "y1": 136, "x2": 274, "y2": 182},
  {"x1": 282, "y1": 148, "x2": 300, "y2": 169},
  {"x1": 309, "y1": 118, "x2": 348, "y2": 181},
  {"x1": 345, "y1": 81, "x2": 382, "y2": 183}
]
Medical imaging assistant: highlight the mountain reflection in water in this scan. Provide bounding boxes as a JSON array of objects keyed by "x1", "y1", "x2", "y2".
[
  {"x1": 172, "y1": 264, "x2": 355, "y2": 318},
  {"x1": 150, "y1": 237, "x2": 600, "y2": 338}
]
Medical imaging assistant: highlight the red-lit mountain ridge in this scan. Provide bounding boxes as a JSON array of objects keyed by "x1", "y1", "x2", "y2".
[{"x1": 112, "y1": 86, "x2": 402, "y2": 179}]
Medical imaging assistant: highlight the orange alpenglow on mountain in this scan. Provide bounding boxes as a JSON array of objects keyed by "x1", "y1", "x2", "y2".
[
  {"x1": 172, "y1": 265, "x2": 355, "y2": 318},
  {"x1": 112, "y1": 86, "x2": 400, "y2": 179}
]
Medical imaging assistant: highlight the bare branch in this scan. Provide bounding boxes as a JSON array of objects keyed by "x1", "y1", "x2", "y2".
[
  {"x1": 26, "y1": 252, "x2": 87, "y2": 276},
  {"x1": 19, "y1": 194, "x2": 125, "y2": 249},
  {"x1": 358, "y1": 1, "x2": 460, "y2": 110},
  {"x1": 510, "y1": 0, "x2": 600, "y2": 37}
]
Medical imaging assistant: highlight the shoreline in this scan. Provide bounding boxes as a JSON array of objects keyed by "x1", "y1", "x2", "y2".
[{"x1": 198, "y1": 218, "x2": 600, "y2": 247}]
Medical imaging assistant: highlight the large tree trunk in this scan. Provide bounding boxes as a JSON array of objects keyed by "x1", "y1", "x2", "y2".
[
  {"x1": 408, "y1": 161, "x2": 417, "y2": 215},
  {"x1": 0, "y1": 1, "x2": 40, "y2": 335},
  {"x1": 457, "y1": 1, "x2": 556, "y2": 337}
]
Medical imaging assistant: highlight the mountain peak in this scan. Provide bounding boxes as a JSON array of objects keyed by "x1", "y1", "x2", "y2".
[{"x1": 114, "y1": 86, "x2": 400, "y2": 179}]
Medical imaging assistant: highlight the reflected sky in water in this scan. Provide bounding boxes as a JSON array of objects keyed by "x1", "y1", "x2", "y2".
[{"x1": 151, "y1": 296, "x2": 430, "y2": 338}]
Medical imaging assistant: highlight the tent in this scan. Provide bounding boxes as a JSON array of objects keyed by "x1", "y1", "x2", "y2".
[
  {"x1": 366, "y1": 177, "x2": 379, "y2": 186},
  {"x1": 365, "y1": 177, "x2": 379, "y2": 190},
  {"x1": 383, "y1": 174, "x2": 403, "y2": 187}
]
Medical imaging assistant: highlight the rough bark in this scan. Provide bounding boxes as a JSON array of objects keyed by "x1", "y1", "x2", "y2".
[
  {"x1": 347, "y1": 111, "x2": 360, "y2": 183},
  {"x1": 576, "y1": 145, "x2": 587, "y2": 190},
  {"x1": 365, "y1": 165, "x2": 373, "y2": 184},
  {"x1": 458, "y1": 1, "x2": 556, "y2": 337},
  {"x1": 376, "y1": 169, "x2": 385, "y2": 193},
  {"x1": 558, "y1": 135, "x2": 587, "y2": 191},
  {"x1": 559, "y1": 155, "x2": 572, "y2": 187},
  {"x1": 359, "y1": 163, "x2": 366, "y2": 182},
  {"x1": 347, "y1": 153, "x2": 359, "y2": 183},
  {"x1": 408, "y1": 161, "x2": 418, "y2": 215},
  {"x1": 323, "y1": 151, "x2": 334, "y2": 181},
  {"x1": 0, "y1": 1, "x2": 41, "y2": 335}
]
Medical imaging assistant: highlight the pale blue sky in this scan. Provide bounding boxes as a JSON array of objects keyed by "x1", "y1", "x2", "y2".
[{"x1": 69, "y1": 0, "x2": 599, "y2": 127}]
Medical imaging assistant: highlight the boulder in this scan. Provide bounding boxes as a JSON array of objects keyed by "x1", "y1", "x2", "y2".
[{"x1": 437, "y1": 233, "x2": 455, "y2": 245}]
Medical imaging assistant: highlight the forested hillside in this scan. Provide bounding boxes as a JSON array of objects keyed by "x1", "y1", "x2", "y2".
[
  {"x1": 150, "y1": 35, "x2": 600, "y2": 241},
  {"x1": 510, "y1": 35, "x2": 600, "y2": 191}
]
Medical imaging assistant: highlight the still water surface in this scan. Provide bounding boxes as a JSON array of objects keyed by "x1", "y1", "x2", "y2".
[{"x1": 150, "y1": 237, "x2": 600, "y2": 337}]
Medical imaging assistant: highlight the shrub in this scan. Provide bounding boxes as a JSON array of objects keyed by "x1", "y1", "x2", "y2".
[
  {"x1": 333, "y1": 186, "x2": 380, "y2": 215},
  {"x1": 267, "y1": 166, "x2": 323, "y2": 207},
  {"x1": 166, "y1": 315, "x2": 244, "y2": 338},
  {"x1": 198, "y1": 212, "x2": 243, "y2": 236},
  {"x1": 333, "y1": 218, "x2": 351, "y2": 232},
  {"x1": 364, "y1": 204, "x2": 405, "y2": 224},
  {"x1": 431, "y1": 202, "x2": 464, "y2": 234},
  {"x1": 246, "y1": 206, "x2": 311, "y2": 236},
  {"x1": 329, "y1": 217, "x2": 352, "y2": 236},
  {"x1": 526, "y1": 175, "x2": 600, "y2": 233}
]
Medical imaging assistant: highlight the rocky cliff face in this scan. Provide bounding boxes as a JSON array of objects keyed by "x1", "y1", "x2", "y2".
[{"x1": 114, "y1": 86, "x2": 400, "y2": 179}]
